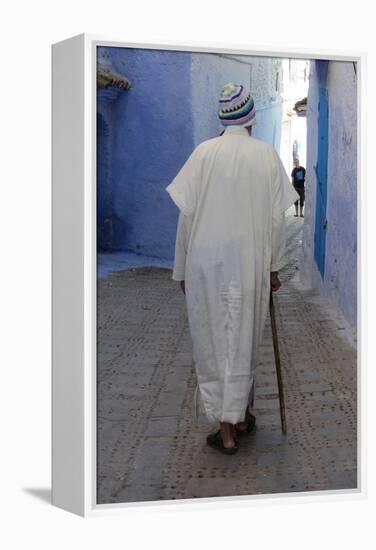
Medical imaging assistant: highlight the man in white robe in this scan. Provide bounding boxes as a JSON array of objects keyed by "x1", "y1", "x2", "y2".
[{"x1": 166, "y1": 83, "x2": 298, "y2": 454}]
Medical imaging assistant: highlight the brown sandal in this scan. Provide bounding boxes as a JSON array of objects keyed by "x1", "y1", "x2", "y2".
[
  {"x1": 206, "y1": 430, "x2": 239, "y2": 455},
  {"x1": 235, "y1": 409, "x2": 256, "y2": 436}
]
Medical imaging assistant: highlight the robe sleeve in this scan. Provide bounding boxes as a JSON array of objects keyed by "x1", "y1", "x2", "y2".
[
  {"x1": 172, "y1": 212, "x2": 194, "y2": 281},
  {"x1": 165, "y1": 146, "x2": 202, "y2": 217},
  {"x1": 271, "y1": 210, "x2": 286, "y2": 272},
  {"x1": 272, "y1": 150, "x2": 300, "y2": 214},
  {"x1": 270, "y1": 150, "x2": 299, "y2": 272}
]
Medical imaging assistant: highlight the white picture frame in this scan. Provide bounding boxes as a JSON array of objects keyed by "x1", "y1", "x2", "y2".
[{"x1": 52, "y1": 33, "x2": 365, "y2": 517}]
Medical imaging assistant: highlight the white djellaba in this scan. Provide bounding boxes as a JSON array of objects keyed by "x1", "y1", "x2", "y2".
[{"x1": 166, "y1": 123, "x2": 298, "y2": 427}]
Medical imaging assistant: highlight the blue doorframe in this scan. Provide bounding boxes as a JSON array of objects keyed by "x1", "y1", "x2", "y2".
[{"x1": 314, "y1": 64, "x2": 329, "y2": 277}]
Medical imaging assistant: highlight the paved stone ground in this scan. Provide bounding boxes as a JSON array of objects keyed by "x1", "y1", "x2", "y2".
[{"x1": 97, "y1": 215, "x2": 357, "y2": 504}]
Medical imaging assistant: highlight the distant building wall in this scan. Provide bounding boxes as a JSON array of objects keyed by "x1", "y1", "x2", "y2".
[
  {"x1": 248, "y1": 57, "x2": 283, "y2": 150},
  {"x1": 302, "y1": 60, "x2": 357, "y2": 326},
  {"x1": 190, "y1": 54, "x2": 253, "y2": 145},
  {"x1": 190, "y1": 54, "x2": 283, "y2": 149},
  {"x1": 280, "y1": 59, "x2": 309, "y2": 176},
  {"x1": 97, "y1": 47, "x2": 284, "y2": 259}
]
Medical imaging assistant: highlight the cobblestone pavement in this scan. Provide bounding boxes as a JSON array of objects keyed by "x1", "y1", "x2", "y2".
[{"x1": 97, "y1": 215, "x2": 357, "y2": 504}]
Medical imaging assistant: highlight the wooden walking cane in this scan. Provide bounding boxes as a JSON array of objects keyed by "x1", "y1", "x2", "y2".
[{"x1": 269, "y1": 291, "x2": 287, "y2": 434}]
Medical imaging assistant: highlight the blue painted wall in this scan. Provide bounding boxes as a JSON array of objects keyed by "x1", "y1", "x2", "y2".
[
  {"x1": 97, "y1": 101, "x2": 113, "y2": 250},
  {"x1": 97, "y1": 47, "x2": 194, "y2": 259},
  {"x1": 302, "y1": 60, "x2": 357, "y2": 327},
  {"x1": 97, "y1": 48, "x2": 284, "y2": 261}
]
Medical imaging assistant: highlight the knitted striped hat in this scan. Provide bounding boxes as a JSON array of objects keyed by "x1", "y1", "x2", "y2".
[{"x1": 218, "y1": 83, "x2": 256, "y2": 127}]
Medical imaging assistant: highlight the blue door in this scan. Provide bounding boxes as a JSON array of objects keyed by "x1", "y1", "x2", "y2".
[{"x1": 314, "y1": 87, "x2": 329, "y2": 277}]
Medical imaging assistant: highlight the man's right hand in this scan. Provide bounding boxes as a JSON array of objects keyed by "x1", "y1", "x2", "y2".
[{"x1": 271, "y1": 272, "x2": 281, "y2": 292}]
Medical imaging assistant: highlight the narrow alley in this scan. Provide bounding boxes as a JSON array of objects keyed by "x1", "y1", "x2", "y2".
[{"x1": 97, "y1": 213, "x2": 357, "y2": 504}]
